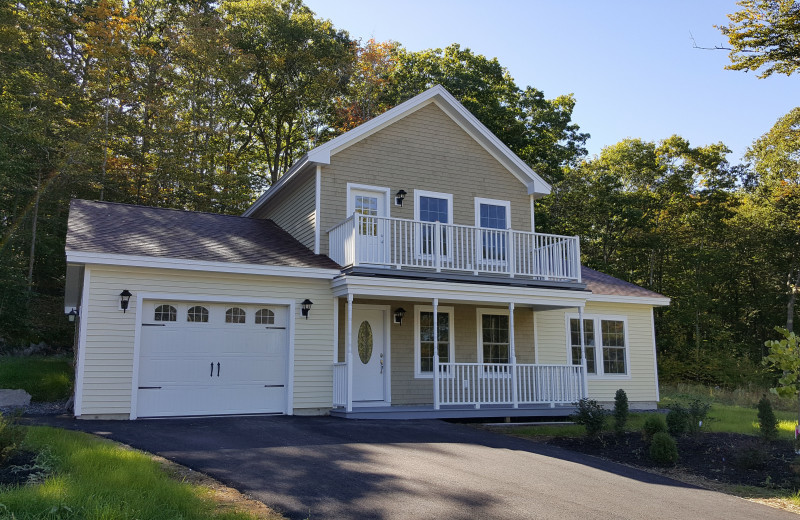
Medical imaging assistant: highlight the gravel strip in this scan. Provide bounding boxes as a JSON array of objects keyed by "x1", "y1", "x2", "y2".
[{"x1": 0, "y1": 399, "x2": 70, "y2": 417}]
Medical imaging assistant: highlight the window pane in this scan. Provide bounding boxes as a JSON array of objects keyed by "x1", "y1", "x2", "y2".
[
  {"x1": 569, "y1": 318, "x2": 596, "y2": 374},
  {"x1": 255, "y1": 308, "x2": 275, "y2": 325},
  {"x1": 225, "y1": 307, "x2": 246, "y2": 324},
  {"x1": 419, "y1": 196, "x2": 448, "y2": 223},
  {"x1": 187, "y1": 306, "x2": 208, "y2": 323},
  {"x1": 601, "y1": 320, "x2": 626, "y2": 374},
  {"x1": 479, "y1": 203, "x2": 507, "y2": 230},
  {"x1": 482, "y1": 314, "x2": 509, "y2": 364},
  {"x1": 155, "y1": 305, "x2": 176, "y2": 322},
  {"x1": 419, "y1": 311, "x2": 450, "y2": 372}
]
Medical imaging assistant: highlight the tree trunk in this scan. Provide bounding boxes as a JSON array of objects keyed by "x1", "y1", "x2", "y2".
[{"x1": 27, "y1": 170, "x2": 42, "y2": 293}]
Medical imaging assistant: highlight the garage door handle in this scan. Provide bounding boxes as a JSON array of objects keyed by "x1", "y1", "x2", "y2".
[
  {"x1": 217, "y1": 362, "x2": 220, "y2": 377},
  {"x1": 210, "y1": 362, "x2": 214, "y2": 377},
  {"x1": 264, "y1": 384, "x2": 284, "y2": 388}
]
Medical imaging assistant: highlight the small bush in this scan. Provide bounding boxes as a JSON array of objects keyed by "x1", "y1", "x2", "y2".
[
  {"x1": 666, "y1": 407, "x2": 689, "y2": 436},
  {"x1": 0, "y1": 412, "x2": 26, "y2": 465},
  {"x1": 733, "y1": 439, "x2": 769, "y2": 470},
  {"x1": 571, "y1": 398, "x2": 606, "y2": 438},
  {"x1": 757, "y1": 395, "x2": 778, "y2": 442},
  {"x1": 649, "y1": 432, "x2": 678, "y2": 465},
  {"x1": 613, "y1": 389, "x2": 629, "y2": 434},
  {"x1": 642, "y1": 415, "x2": 667, "y2": 443},
  {"x1": 686, "y1": 399, "x2": 711, "y2": 434}
]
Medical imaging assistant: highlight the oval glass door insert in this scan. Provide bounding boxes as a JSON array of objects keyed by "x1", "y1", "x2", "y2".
[{"x1": 357, "y1": 321, "x2": 373, "y2": 364}]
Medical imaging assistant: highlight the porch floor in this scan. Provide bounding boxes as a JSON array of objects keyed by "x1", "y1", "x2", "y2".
[{"x1": 329, "y1": 403, "x2": 577, "y2": 420}]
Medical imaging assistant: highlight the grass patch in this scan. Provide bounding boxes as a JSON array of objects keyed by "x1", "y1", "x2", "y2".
[
  {"x1": 660, "y1": 382, "x2": 797, "y2": 413},
  {"x1": 0, "y1": 356, "x2": 73, "y2": 402},
  {"x1": 0, "y1": 426, "x2": 280, "y2": 519}
]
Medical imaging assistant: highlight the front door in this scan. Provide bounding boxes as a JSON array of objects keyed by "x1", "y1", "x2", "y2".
[
  {"x1": 351, "y1": 307, "x2": 386, "y2": 402},
  {"x1": 350, "y1": 188, "x2": 389, "y2": 265}
]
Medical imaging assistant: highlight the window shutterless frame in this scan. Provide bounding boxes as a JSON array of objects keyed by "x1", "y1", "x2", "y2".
[
  {"x1": 565, "y1": 313, "x2": 630, "y2": 379},
  {"x1": 413, "y1": 305, "x2": 455, "y2": 379}
]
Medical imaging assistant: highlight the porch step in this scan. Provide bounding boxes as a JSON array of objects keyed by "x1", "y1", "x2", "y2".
[{"x1": 329, "y1": 404, "x2": 577, "y2": 420}]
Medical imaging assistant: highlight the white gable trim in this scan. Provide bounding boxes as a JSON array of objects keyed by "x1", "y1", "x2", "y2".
[
  {"x1": 65, "y1": 251, "x2": 340, "y2": 279},
  {"x1": 587, "y1": 294, "x2": 671, "y2": 306}
]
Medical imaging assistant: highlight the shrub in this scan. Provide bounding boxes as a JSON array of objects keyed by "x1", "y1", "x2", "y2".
[
  {"x1": 686, "y1": 399, "x2": 711, "y2": 434},
  {"x1": 733, "y1": 439, "x2": 769, "y2": 470},
  {"x1": 613, "y1": 389, "x2": 629, "y2": 434},
  {"x1": 666, "y1": 406, "x2": 689, "y2": 436},
  {"x1": 757, "y1": 395, "x2": 778, "y2": 442},
  {"x1": 642, "y1": 415, "x2": 667, "y2": 443},
  {"x1": 571, "y1": 398, "x2": 606, "y2": 438},
  {"x1": 649, "y1": 432, "x2": 678, "y2": 465},
  {"x1": 0, "y1": 412, "x2": 26, "y2": 465}
]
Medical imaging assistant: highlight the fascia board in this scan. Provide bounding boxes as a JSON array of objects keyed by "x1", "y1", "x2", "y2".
[
  {"x1": 65, "y1": 251, "x2": 340, "y2": 279},
  {"x1": 587, "y1": 294, "x2": 671, "y2": 306}
]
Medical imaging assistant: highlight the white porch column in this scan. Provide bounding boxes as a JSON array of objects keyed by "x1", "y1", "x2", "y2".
[
  {"x1": 433, "y1": 297, "x2": 440, "y2": 410},
  {"x1": 509, "y1": 302, "x2": 518, "y2": 408},
  {"x1": 579, "y1": 306, "x2": 588, "y2": 399},
  {"x1": 346, "y1": 294, "x2": 354, "y2": 412}
]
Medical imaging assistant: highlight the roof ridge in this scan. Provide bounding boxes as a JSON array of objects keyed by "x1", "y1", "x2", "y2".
[{"x1": 72, "y1": 199, "x2": 255, "y2": 220}]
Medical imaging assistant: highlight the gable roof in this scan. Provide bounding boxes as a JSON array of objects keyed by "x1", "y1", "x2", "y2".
[
  {"x1": 581, "y1": 266, "x2": 669, "y2": 304},
  {"x1": 66, "y1": 199, "x2": 340, "y2": 271},
  {"x1": 243, "y1": 85, "x2": 552, "y2": 217}
]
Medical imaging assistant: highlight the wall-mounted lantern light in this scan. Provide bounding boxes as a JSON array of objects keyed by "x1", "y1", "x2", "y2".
[
  {"x1": 120, "y1": 290, "x2": 132, "y2": 313},
  {"x1": 67, "y1": 308, "x2": 78, "y2": 322},
  {"x1": 395, "y1": 189, "x2": 407, "y2": 207},
  {"x1": 301, "y1": 299, "x2": 313, "y2": 319},
  {"x1": 394, "y1": 307, "x2": 406, "y2": 325}
]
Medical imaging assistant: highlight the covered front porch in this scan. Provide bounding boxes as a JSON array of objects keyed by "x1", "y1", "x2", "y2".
[{"x1": 329, "y1": 275, "x2": 593, "y2": 418}]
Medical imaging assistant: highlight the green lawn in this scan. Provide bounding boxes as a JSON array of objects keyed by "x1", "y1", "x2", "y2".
[
  {"x1": 0, "y1": 356, "x2": 73, "y2": 402},
  {"x1": 0, "y1": 426, "x2": 276, "y2": 520}
]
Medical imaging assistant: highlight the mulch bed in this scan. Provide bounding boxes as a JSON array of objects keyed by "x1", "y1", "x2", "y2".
[
  {"x1": 546, "y1": 432, "x2": 799, "y2": 489},
  {"x1": 0, "y1": 450, "x2": 40, "y2": 487}
]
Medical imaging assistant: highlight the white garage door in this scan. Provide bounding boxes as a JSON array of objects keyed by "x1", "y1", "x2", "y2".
[{"x1": 136, "y1": 300, "x2": 289, "y2": 418}]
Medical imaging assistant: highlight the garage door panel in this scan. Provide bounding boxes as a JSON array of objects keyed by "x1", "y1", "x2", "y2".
[{"x1": 136, "y1": 300, "x2": 289, "y2": 418}]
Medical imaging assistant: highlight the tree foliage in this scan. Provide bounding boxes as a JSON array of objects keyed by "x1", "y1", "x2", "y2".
[{"x1": 718, "y1": 0, "x2": 800, "y2": 78}]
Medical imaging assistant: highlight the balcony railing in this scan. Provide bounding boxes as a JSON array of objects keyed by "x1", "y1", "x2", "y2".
[{"x1": 328, "y1": 214, "x2": 581, "y2": 282}]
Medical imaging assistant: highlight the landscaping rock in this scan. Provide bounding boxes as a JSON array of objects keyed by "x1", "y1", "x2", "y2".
[{"x1": 0, "y1": 389, "x2": 31, "y2": 407}]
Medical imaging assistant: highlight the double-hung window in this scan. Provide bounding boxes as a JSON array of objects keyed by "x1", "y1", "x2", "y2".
[
  {"x1": 478, "y1": 310, "x2": 511, "y2": 376},
  {"x1": 415, "y1": 190, "x2": 453, "y2": 258},
  {"x1": 414, "y1": 306, "x2": 454, "y2": 378},
  {"x1": 568, "y1": 315, "x2": 628, "y2": 377},
  {"x1": 474, "y1": 198, "x2": 510, "y2": 266}
]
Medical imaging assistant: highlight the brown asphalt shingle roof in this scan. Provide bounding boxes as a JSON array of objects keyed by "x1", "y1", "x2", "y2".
[
  {"x1": 66, "y1": 199, "x2": 340, "y2": 270},
  {"x1": 581, "y1": 266, "x2": 665, "y2": 299}
]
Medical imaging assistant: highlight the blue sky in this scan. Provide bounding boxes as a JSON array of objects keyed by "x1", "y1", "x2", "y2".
[{"x1": 304, "y1": 0, "x2": 796, "y2": 163}]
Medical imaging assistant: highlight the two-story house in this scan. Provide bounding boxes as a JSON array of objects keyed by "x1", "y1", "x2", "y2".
[{"x1": 64, "y1": 86, "x2": 669, "y2": 420}]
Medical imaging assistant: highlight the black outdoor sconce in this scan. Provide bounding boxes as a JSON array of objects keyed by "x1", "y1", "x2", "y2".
[
  {"x1": 301, "y1": 299, "x2": 313, "y2": 319},
  {"x1": 394, "y1": 307, "x2": 406, "y2": 325},
  {"x1": 395, "y1": 189, "x2": 407, "y2": 207},
  {"x1": 66, "y1": 308, "x2": 78, "y2": 322},
  {"x1": 120, "y1": 289, "x2": 132, "y2": 313}
]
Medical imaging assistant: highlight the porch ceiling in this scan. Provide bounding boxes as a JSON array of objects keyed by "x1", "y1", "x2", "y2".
[{"x1": 331, "y1": 273, "x2": 589, "y2": 309}]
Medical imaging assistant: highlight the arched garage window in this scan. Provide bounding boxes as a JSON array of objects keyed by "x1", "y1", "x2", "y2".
[
  {"x1": 255, "y1": 308, "x2": 275, "y2": 325},
  {"x1": 187, "y1": 306, "x2": 209, "y2": 323},
  {"x1": 225, "y1": 307, "x2": 246, "y2": 324},
  {"x1": 154, "y1": 305, "x2": 177, "y2": 322}
]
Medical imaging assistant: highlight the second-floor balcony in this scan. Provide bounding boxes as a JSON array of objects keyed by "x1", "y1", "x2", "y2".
[{"x1": 328, "y1": 214, "x2": 581, "y2": 283}]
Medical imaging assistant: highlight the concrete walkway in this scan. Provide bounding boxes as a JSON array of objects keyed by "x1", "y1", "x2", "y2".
[{"x1": 35, "y1": 415, "x2": 797, "y2": 520}]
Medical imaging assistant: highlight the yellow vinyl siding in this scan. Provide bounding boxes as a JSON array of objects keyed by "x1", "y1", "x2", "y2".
[
  {"x1": 250, "y1": 169, "x2": 316, "y2": 250},
  {"x1": 319, "y1": 102, "x2": 532, "y2": 255},
  {"x1": 337, "y1": 299, "x2": 535, "y2": 405},
  {"x1": 79, "y1": 265, "x2": 334, "y2": 416},
  {"x1": 534, "y1": 301, "x2": 658, "y2": 403}
]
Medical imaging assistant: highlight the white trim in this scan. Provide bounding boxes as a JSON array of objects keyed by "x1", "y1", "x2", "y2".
[
  {"x1": 331, "y1": 275, "x2": 589, "y2": 308},
  {"x1": 474, "y1": 197, "x2": 511, "y2": 229},
  {"x1": 414, "y1": 190, "x2": 454, "y2": 223},
  {"x1": 587, "y1": 294, "x2": 671, "y2": 306},
  {"x1": 414, "y1": 305, "x2": 455, "y2": 379},
  {"x1": 565, "y1": 313, "x2": 632, "y2": 380},
  {"x1": 475, "y1": 307, "x2": 510, "y2": 364},
  {"x1": 65, "y1": 251, "x2": 339, "y2": 279},
  {"x1": 314, "y1": 165, "x2": 321, "y2": 254},
  {"x1": 529, "y1": 195, "x2": 536, "y2": 233},
  {"x1": 73, "y1": 268, "x2": 91, "y2": 417},
  {"x1": 651, "y1": 307, "x2": 660, "y2": 402},
  {"x1": 346, "y1": 183, "x2": 391, "y2": 217},
  {"x1": 129, "y1": 292, "x2": 297, "y2": 419},
  {"x1": 533, "y1": 310, "x2": 539, "y2": 364}
]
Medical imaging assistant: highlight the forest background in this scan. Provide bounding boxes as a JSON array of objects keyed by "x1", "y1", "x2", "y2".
[{"x1": 1, "y1": 0, "x2": 798, "y2": 388}]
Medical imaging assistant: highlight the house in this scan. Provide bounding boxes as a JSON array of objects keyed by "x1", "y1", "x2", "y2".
[{"x1": 64, "y1": 85, "x2": 669, "y2": 420}]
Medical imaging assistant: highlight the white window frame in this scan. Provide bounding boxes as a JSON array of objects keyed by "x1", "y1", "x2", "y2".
[
  {"x1": 476, "y1": 308, "x2": 512, "y2": 378},
  {"x1": 414, "y1": 190, "x2": 454, "y2": 261},
  {"x1": 473, "y1": 197, "x2": 511, "y2": 229},
  {"x1": 346, "y1": 183, "x2": 391, "y2": 217},
  {"x1": 565, "y1": 313, "x2": 630, "y2": 379},
  {"x1": 414, "y1": 305, "x2": 455, "y2": 379}
]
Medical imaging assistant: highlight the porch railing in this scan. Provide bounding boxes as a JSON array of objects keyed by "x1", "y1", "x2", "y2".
[
  {"x1": 332, "y1": 362, "x2": 347, "y2": 407},
  {"x1": 327, "y1": 214, "x2": 581, "y2": 282},
  {"x1": 436, "y1": 362, "x2": 586, "y2": 408}
]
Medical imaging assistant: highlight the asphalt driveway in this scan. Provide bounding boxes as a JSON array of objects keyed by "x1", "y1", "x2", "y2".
[{"x1": 36, "y1": 415, "x2": 796, "y2": 520}]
